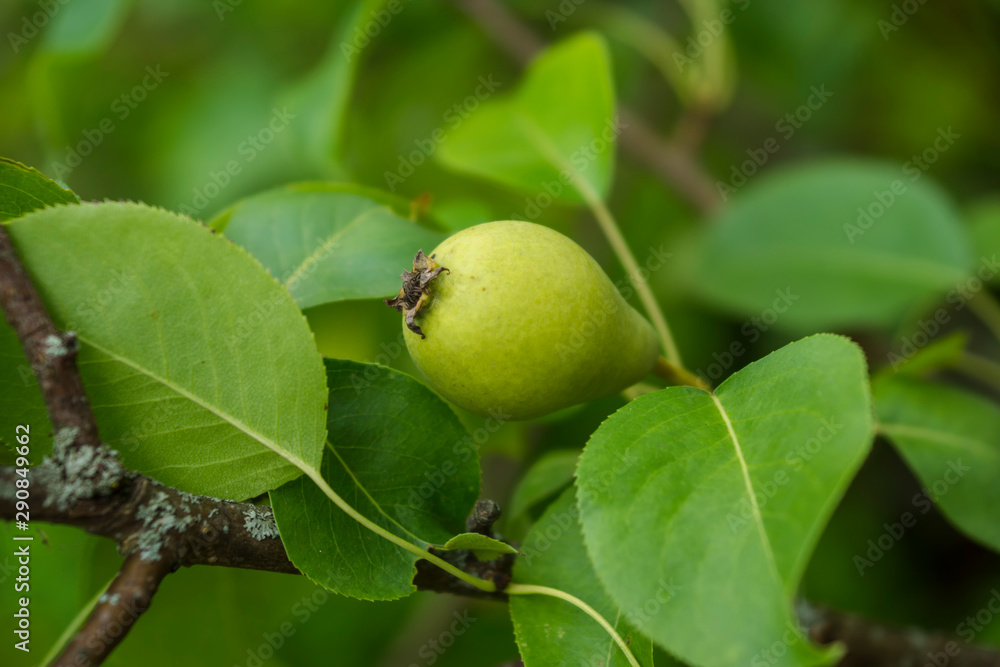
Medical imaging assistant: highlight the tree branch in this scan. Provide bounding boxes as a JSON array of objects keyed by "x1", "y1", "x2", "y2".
[
  {"x1": 0, "y1": 458, "x2": 509, "y2": 599},
  {"x1": 448, "y1": 0, "x2": 721, "y2": 215},
  {"x1": 802, "y1": 601, "x2": 1000, "y2": 667}
]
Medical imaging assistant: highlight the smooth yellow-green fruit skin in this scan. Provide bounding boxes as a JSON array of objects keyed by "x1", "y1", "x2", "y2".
[{"x1": 402, "y1": 221, "x2": 659, "y2": 420}]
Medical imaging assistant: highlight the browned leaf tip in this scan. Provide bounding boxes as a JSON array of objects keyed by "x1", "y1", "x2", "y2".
[{"x1": 384, "y1": 250, "x2": 448, "y2": 338}]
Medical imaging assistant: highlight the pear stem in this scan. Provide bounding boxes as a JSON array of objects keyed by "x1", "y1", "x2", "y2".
[
  {"x1": 505, "y1": 583, "x2": 642, "y2": 667},
  {"x1": 522, "y1": 119, "x2": 691, "y2": 373},
  {"x1": 580, "y1": 184, "x2": 683, "y2": 368},
  {"x1": 621, "y1": 382, "x2": 662, "y2": 400},
  {"x1": 654, "y1": 356, "x2": 710, "y2": 390}
]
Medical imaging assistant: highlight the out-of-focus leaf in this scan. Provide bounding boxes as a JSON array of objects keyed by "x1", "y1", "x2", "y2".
[
  {"x1": 875, "y1": 376, "x2": 1000, "y2": 553},
  {"x1": 505, "y1": 449, "x2": 579, "y2": 532},
  {"x1": 276, "y1": 0, "x2": 377, "y2": 175},
  {"x1": 0, "y1": 524, "x2": 104, "y2": 667},
  {"x1": 437, "y1": 33, "x2": 616, "y2": 205},
  {"x1": 39, "y1": 0, "x2": 133, "y2": 55},
  {"x1": 874, "y1": 331, "x2": 968, "y2": 381},
  {"x1": 696, "y1": 161, "x2": 972, "y2": 330},
  {"x1": 29, "y1": 0, "x2": 134, "y2": 149}
]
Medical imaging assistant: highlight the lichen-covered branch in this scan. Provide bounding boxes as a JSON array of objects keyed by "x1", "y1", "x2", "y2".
[
  {"x1": 0, "y1": 463, "x2": 298, "y2": 575},
  {"x1": 448, "y1": 0, "x2": 721, "y2": 214},
  {"x1": 0, "y1": 222, "x2": 101, "y2": 451}
]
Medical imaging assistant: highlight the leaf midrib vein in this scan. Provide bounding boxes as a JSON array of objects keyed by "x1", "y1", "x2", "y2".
[
  {"x1": 710, "y1": 393, "x2": 783, "y2": 589},
  {"x1": 78, "y1": 335, "x2": 311, "y2": 471},
  {"x1": 325, "y1": 441, "x2": 433, "y2": 548},
  {"x1": 283, "y1": 205, "x2": 385, "y2": 290}
]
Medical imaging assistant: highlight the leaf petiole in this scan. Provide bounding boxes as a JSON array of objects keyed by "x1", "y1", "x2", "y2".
[
  {"x1": 506, "y1": 583, "x2": 642, "y2": 667},
  {"x1": 653, "y1": 356, "x2": 711, "y2": 391},
  {"x1": 300, "y1": 466, "x2": 497, "y2": 594}
]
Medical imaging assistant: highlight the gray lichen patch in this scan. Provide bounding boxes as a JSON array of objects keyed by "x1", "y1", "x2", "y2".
[
  {"x1": 36, "y1": 427, "x2": 126, "y2": 511},
  {"x1": 133, "y1": 490, "x2": 196, "y2": 561},
  {"x1": 136, "y1": 530, "x2": 166, "y2": 562},
  {"x1": 98, "y1": 593, "x2": 121, "y2": 606},
  {"x1": 136, "y1": 491, "x2": 172, "y2": 524},
  {"x1": 42, "y1": 333, "x2": 70, "y2": 358},
  {"x1": 177, "y1": 490, "x2": 201, "y2": 513},
  {"x1": 243, "y1": 506, "x2": 279, "y2": 541}
]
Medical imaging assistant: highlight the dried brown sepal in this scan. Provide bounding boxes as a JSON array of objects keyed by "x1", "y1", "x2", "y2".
[{"x1": 384, "y1": 250, "x2": 448, "y2": 338}]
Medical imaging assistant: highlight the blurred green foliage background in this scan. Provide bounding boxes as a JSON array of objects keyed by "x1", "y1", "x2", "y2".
[{"x1": 1, "y1": 0, "x2": 999, "y2": 664}]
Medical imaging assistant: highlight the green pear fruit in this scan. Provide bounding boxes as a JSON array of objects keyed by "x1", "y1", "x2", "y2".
[{"x1": 385, "y1": 221, "x2": 660, "y2": 420}]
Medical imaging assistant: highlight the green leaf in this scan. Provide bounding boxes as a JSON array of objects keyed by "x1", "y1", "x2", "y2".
[
  {"x1": 218, "y1": 184, "x2": 446, "y2": 309},
  {"x1": 577, "y1": 334, "x2": 873, "y2": 667},
  {"x1": 874, "y1": 330, "x2": 967, "y2": 381},
  {"x1": 208, "y1": 181, "x2": 422, "y2": 232},
  {"x1": 6, "y1": 202, "x2": 327, "y2": 499},
  {"x1": 441, "y1": 533, "x2": 519, "y2": 561},
  {"x1": 875, "y1": 376, "x2": 1000, "y2": 553},
  {"x1": 511, "y1": 488, "x2": 655, "y2": 667},
  {"x1": 29, "y1": 0, "x2": 134, "y2": 150},
  {"x1": 270, "y1": 358, "x2": 480, "y2": 600},
  {"x1": 437, "y1": 32, "x2": 616, "y2": 204},
  {"x1": 0, "y1": 157, "x2": 78, "y2": 222},
  {"x1": 506, "y1": 449, "x2": 579, "y2": 531},
  {"x1": 696, "y1": 160, "x2": 973, "y2": 330}
]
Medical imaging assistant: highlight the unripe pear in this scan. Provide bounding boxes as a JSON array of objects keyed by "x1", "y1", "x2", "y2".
[{"x1": 386, "y1": 221, "x2": 660, "y2": 420}]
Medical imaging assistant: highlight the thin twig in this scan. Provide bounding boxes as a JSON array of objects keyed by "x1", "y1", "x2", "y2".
[
  {"x1": 802, "y1": 601, "x2": 1000, "y2": 667},
  {"x1": 618, "y1": 108, "x2": 721, "y2": 215},
  {"x1": 669, "y1": 102, "x2": 715, "y2": 158},
  {"x1": 451, "y1": 0, "x2": 545, "y2": 66},
  {"x1": 52, "y1": 553, "x2": 173, "y2": 667}
]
